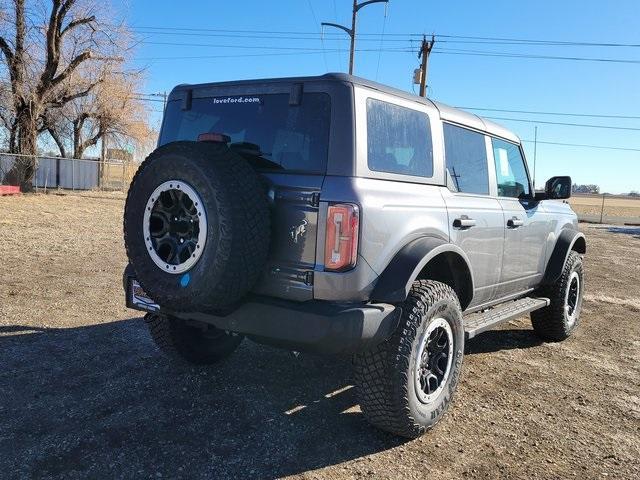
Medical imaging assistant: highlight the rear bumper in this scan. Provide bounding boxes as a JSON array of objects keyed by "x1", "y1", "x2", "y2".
[{"x1": 124, "y1": 271, "x2": 400, "y2": 355}]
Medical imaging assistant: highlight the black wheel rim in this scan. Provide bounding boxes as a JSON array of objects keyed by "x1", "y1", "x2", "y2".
[
  {"x1": 565, "y1": 271, "x2": 581, "y2": 327},
  {"x1": 567, "y1": 276, "x2": 579, "y2": 317},
  {"x1": 143, "y1": 180, "x2": 207, "y2": 274},
  {"x1": 415, "y1": 318, "x2": 454, "y2": 404},
  {"x1": 150, "y1": 189, "x2": 200, "y2": 265}
]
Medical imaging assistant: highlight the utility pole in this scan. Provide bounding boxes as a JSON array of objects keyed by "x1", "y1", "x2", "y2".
[
  {"x1": 100, "y1": 128, "x2": 107, "y2": 189},
  {"x1": 417, "y1": 35, "x2": 435, "y2": 97},
  {"x1": 322, "y1": 0, "x2": 389, "y2": 75},
  {"x1": 533, "y1": 125, "x2": 538, "y2": 189}
]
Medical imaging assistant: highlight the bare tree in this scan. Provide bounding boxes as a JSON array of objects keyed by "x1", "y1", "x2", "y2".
[
  {"x1": 44, "y1": 69, "x2": 152, "y2": 159},
  {"x1": 0, "y1": 0, "x2": 129, "y2": 189}
]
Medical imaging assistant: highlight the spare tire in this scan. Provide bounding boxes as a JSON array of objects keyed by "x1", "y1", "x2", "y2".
[{"x1": 123, "y1": 141, "x2": 270, "y2": 311}]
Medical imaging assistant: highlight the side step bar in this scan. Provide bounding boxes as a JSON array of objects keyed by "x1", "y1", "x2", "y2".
[{"x1": 463, "y1": 297, "x2": 550, "y2": 340}]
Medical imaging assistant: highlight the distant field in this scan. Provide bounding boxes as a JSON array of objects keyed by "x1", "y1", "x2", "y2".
[{"x1": 569, "y1": 194, "x2": 640, "y2": 219}]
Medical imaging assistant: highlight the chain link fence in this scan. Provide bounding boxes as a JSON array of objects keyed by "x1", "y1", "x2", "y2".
[
  {"x1": 0, "y1": 152, "x2": 138, "y2": 192},
  {"x1": 569, "y1": 194, "x2": 640, "y2": 225}
]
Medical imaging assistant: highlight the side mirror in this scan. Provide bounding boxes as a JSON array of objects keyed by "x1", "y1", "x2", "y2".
[{"x1": 536, "y1": 176, "x2": 572, "y2": 200}]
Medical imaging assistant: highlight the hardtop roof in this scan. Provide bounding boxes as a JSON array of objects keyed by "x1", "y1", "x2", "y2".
[{"x1": 170, "y1": 73, "x2": 520, "y2": 144}]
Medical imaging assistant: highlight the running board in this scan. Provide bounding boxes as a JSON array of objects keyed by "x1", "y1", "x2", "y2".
[{"x1": 463, "y1": 297, "x2": 550, "y2": 340}]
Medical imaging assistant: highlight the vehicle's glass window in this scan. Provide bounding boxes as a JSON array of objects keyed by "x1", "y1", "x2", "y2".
[
  {"x1": 491, "y1": 138, "x2": 531, "y2": 198},
  {"x1": 366, "y1": 98, "x2": 433, "y2": 178},
  {"x1": 159, "y1": 93, "x2": 331, "y2": 173},
  {"x1": 443, "y1": 123, "x2": 489, "y2": 195}
]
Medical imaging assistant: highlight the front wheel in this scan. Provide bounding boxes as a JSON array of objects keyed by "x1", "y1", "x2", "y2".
[
  {"x1": 144, "y1": 313, "x2": 243, "y2": 365},
  {"x1": 531, "y1": 250, "x2": 584, "y2": 341},
  {"x1": 353, "y1": 280, "x2": 465, "y2": 438}
]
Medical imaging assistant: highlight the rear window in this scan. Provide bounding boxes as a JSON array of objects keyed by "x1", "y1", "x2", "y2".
[{"x1": 159, "y1": 92, "x2": 331, "y2": 173}]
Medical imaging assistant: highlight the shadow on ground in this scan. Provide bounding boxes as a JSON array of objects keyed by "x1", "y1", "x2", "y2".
[
  {"x1": 465, "y1": 328, "x2": 543, "y2": 355},
  {"x1": 603, "y1": 226, "x2": 640, "y2": 238},
  {"x1": 0, "y1": 319, "x2": 404, "y2": 479},
  {"x1": 0, "y1": 319, "x2": 542, "y2": 478}
]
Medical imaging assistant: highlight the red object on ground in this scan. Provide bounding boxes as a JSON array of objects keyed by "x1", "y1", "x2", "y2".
[{"x1": 0, "y1": 185, "x2": 21, "y2": 195}]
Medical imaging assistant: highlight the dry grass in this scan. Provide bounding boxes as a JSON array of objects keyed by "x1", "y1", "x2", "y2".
[
  {"x1": 0, "y1": 193, "x2": 639, "y2": 479},
  {"x1": 570, "y1": 194, "x2": 640, "y2": 218}
]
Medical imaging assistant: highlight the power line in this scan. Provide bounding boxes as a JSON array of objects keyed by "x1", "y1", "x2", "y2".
[
  {"x1": 134, "y1": 41, "x2": 640, "y2": 65},
  {"x1": 131, "y1": 29, "x2": 640, "y2": 49},
  {"x1": 435, "y1": 33, "x2": 640, "y2": 48},
  {"x1": 457, "y1": 106, "x2": 640, "y2": 120},
  {"x1": 521, "y1": 139, "x2": 640, "y2": 152},
  {"x1": 130, "y1": 26, "x2": 640, "y2": 48},
  {"x1": 375, "y1": 3, "x2": 389, "y2": 80},
  {"x1": 305, "y1": 0, "x2": 329, "y2": 72},
  {"x1": 141, "y1": 41, "x2": 357, "y2": 51},
  {"x1": 484, "y1": 116, "x2": 640, "y2": 132},
  {"x1": 430, "y1": 47, "x2": 640, "y2": 64},
  {"x1": 137, "y1": 48, "x2": 406, "y2": 61},
  {"x1": 134, "y1": 40, "x2": 640, "y2": 65}
]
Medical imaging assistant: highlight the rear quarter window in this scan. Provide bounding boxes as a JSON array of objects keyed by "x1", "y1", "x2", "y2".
[
  {"x1": 159, "y1": 92, "x2": 331, "y2": 174},
  {"x1": 366, "y1": 98, "x2": 434, "y2": 178}
]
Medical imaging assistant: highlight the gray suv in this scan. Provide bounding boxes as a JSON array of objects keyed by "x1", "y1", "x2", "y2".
[{"x1": 123, "y1": 73, "x2": 586, "y2": 438}]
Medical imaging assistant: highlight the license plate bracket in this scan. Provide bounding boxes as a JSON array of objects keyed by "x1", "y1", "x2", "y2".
[{"x1": 126, "y1": 277, "x2": 160, "y2": 313}]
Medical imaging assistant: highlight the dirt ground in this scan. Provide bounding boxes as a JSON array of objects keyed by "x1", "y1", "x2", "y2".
[{"x1": 1, "y1": 193, "x2": 639, "y2": 480}]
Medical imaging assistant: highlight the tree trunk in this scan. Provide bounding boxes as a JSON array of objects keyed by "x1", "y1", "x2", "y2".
[
  {"x1": 47, "y1": 127, "x2": 68, "y2": 159},
  {"x1": 2, "y1": 106, "x2": 38, "y2": 191}
]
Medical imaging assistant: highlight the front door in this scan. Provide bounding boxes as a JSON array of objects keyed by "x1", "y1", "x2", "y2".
[{"x1": 490, "y1": 138, "x2": 548, "y2": 297}]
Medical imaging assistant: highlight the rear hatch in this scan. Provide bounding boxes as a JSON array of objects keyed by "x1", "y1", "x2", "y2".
[{"x1": 159, "y1": 81, "x2": 332, "y2": 301}]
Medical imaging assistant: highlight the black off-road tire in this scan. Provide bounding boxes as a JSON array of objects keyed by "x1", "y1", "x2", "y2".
[
  {"x1": 531, "y1": 250, "x2": 584, "y2": 341},
  {"x1": 145, "y1": 313, "x2": 243, "y2": 365},
  {"x1": 123, "y1": 141, "x2": 270, "y2": 311},
  {"x1": 353, "y1": 280, "x2": 465, "y2": 438}
]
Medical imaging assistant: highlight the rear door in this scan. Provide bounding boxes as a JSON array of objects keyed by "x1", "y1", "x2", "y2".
[
  {"x1": 159, "y1": 84, "x2": 333, "y2": 301},
  {"x1": 441, "y1": 123, "x2": 504, "y2": 309},
  {"x1": 490, "y1": 138, "x2": 548, "y2": 296}
]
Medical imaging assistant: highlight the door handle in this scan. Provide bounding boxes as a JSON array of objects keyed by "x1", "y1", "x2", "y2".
[
  {"x1": 507, "y1": 217, "x2": 524, "y2": 228},
  {"x1": 453, "y1": 216, "x2": 476, "y2": 229}
]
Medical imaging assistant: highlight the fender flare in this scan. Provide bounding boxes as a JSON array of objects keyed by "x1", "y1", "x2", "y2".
[
  {"x1": 541, "y1": 228, "x2": 586, "y2": 285},
  {"x1": 370, "y1": 237, "x2": 474, "y2": 305}
]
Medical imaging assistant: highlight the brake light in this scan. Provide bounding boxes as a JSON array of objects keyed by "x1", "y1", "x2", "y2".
[
  {"x1": 197, "y1": 132, "x2": 230, "y2": 143},
  {"x1": 324, "y1": 203, "x2": 359, "y2": 271}
]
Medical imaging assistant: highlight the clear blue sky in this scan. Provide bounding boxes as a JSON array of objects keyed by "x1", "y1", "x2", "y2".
[{"x1": 125, "y1": 0, "x2": 639, "y2": 194}]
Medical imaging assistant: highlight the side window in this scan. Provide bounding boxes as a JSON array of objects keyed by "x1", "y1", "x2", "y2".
[
  {"x1": 491, "y1": 138, "x2": 531, "y2": 198},
  {"x1": 443, "y1": 123, "x2": 489, "y2": 195},
  {"x1": 366, "y1": 98, "x2": 433, "y2": 178}
]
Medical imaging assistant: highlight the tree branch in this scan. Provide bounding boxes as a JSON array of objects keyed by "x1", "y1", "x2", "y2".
[
  {"x1": 45, "y1": 80, "x2": 100, "y2": 108},
  {"x1": 0, "y1": 37, "x2": 14, "y2": 65},
  {"x1": 47, "y1": 126, "x2": 68, "y2": 158},
  {"x1": 61, "y1": 16, "x2": 96, "y2": 37},
  {"x1": 49, "y1": 50, "x2": 92, "y2": 89}
]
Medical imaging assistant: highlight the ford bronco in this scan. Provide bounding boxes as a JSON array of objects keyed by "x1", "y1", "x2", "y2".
[{"x1": 123, "y1": 73, "x2": 585, "y2": 438}]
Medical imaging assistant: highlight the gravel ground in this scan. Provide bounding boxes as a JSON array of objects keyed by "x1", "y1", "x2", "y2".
[{"x1": 0, "y1": 193, "x2": 639, "y2": 479}]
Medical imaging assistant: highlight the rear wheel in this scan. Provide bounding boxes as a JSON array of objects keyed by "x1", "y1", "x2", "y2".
[
  {"x1": 145, "y1": 313, "x2": 243, "y2": 365},
  {"x1": 353, "y1": 280, "x2": 464, "y2": 438},
  {"x1": 531, "y1": 250, "x2": 584, "y2": 341}
]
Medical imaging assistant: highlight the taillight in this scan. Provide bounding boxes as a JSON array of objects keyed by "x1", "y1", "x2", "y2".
[{"x1": 324, "y1": 203, "x2": 359, "y2": 271}]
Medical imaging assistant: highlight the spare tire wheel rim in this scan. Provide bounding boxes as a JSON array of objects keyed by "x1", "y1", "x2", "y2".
[
  {"x1": 415, "y1": 317, "x2": 454, "y2": 404},
  {"x1": 142, "y1": 180, "x2": 207, "y2": 274}
]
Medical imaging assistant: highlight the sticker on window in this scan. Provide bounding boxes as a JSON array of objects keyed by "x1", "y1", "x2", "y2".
[
  {"x1": 212, "y1": 96, "x2": 262, "y2": 105},
  {"x1": 497, "y1": 148, "x2": 510, "y2": 177}
]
